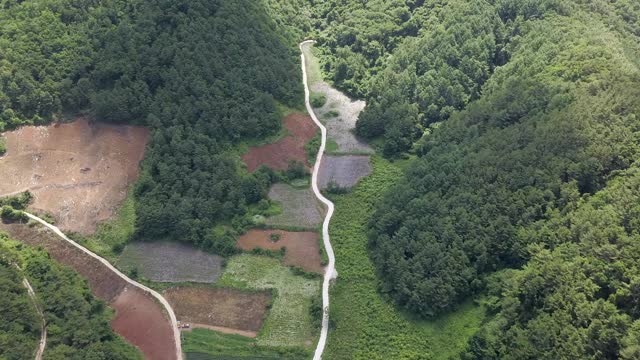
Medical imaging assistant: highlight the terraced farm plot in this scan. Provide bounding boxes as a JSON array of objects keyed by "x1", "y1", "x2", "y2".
[
  {"x1": 266, "y1": 184, "x2": 324, "y2": 229},
  {"x1": 242, "y1": 113, "x2": 317, "y2": 172},
  {"x1": 165, "y1": 287, "x2": 271, "y2": 336},
  {"x1": 318, "y1": 155, "x2": 372, "y2": 190},
  {"x1": 0, "y1": 118, "x2": 149, "y2": 234},
  {"x1": 237, "y1": 230, "x2": 323, "y2": 273},
  {"x1": 117, "y1": 241, "x2": 223, "y2": 283},
  {"x1": 217, "y1": 254, "x2": 320, "y2": 348},
  {"x1": 0, "y1": 221, "x2": 176, "y2": 359}
]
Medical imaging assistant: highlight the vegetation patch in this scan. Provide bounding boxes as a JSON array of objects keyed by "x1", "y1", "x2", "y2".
[
  {"x1": 237, "y1": 229, "x2": 323, "y2": 274},
  {"x1": 266, "y1": 184, "x2": 324, "y2": 229},
  {"x1": 117, "y1": 241, "x2": 224, "y2": 283},
  {"x1": 183, "y1": 329, "x2": 308, "y2": 360},
  {"x1": 165, "y1": 286, "x2": 271, "y2": 333},
  {"x1": 217, "y1": 254, "x2": 320, "y2": 349},
  {"x1": 310, "y1": 93, "x2": 327, "y2": 108},
  {"x1": 325, "y1": 156, "x2": 485, "y2": 359}
]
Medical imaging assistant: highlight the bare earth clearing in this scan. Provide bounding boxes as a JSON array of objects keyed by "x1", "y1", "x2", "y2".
[
  {"x1": 118, "y1": 241, "x2": 224, "y2": 283},
  {"x1": 266, "y1": 183, "x2": 324, "y2": 228},
  {"x1": 242, "y1": 113, "x2": 317, "y2": 172},
  {"x1": 0, "y1": 118, "x2": 149, "y2": 234},
  {"x1": 0, "y1": 222, "x2": 176, "y2": 359},
  {"x1": 164, "y1": 287, "x2": 271, "y2": 336},
  {"x1": 318, "y1": 155, "x2": 372, "y2": 190},
  {"x1": 237, "y1": 229, "x2": 323, "y2": 273}
]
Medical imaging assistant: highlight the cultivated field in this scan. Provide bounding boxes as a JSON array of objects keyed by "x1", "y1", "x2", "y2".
[
  {"x1": 237, "y1": 229, "x2": 323, "y2": 273},
  {"x1": 318, "y1": 155, "x2": 372, "y2": 190},
  {"x1": 0, "y1": 118, "x2": 149, "y2": 234},
  {"x1": 242, "y1": 113, "x2": 317, "y2": 172},
  {"x1": 0, "y1": 221, "x2": 176, "y2": 359},
  {"x1": 217, "y1": 254, "x2": 320, "y2": 348},
  {"x1": 266, "y1": 184, "x2": 324, "y2": 229},
  {"x1": 164, "y1": 287, "x2": 271, "y2": 336},
  {"x1": 118, "y1": 241, "x2": 224, "y2": 283}
]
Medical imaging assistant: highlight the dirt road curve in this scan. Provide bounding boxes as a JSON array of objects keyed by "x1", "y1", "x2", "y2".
[
  {"x1": 300, "y1": 40, "x2": 338, "y2": 360},
  {"x1": 24, "y1": 212, "x2": 183, "y2": 360},
  {"x1": 21, "y1": 275, "x2": 46, "y2": 360}
]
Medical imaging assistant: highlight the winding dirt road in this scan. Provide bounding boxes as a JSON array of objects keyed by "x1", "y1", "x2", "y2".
[
  {"x1": 24, "y1": 212, "x2": 183, "y2": 360},
  {"x1": 300, "y1": 40, "x2": 338, "y2": 360},
  {"x1": 20, "y1": 273, "x2": 46, "y2": 360}
]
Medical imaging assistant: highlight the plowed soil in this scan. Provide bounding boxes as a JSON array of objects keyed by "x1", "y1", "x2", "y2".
[
  {"x1": 164, "y1": 287, "x2": 271, "y2": 335},
  {"x1": 237, "y1": 229, "x2": 323, "y2": 273},
  {"x1": 242, "y1": 113, "x2": 317, "y2": 172},
  {"x1": 0, "y1": 222, "x2": 176, "y2": 359},
  {"x1": 0, "y1": 118, "x2": 149, "y2": 234}
]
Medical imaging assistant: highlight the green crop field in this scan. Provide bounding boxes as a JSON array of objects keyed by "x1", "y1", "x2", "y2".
[
  {"x1": 217, "y1": 254, "x2": 320, "y2": 350},
  {"x1": 325, "y1": 156, "x2": 486, "y2": 359},
  {"x1": 183, "y1": 329, "x2": 307, "y2": 360}
]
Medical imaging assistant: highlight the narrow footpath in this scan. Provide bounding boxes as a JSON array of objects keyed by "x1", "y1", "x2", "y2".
[
  {"x1": 300, "y1": 40, "x2": 338, "y2": 360},
  {"x1": 24, "y1": 212, "x2": 183, "y2": 360},
  {"x1": 21, "y1": 274, "x2": 46, "y2": 360}
]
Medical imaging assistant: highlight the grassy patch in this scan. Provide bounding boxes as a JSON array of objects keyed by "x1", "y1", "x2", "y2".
[
  {"x1": 321, "y1": 110, "x2": 339, "y2": 119},
  {"x1": 325, "y1": 156, "x2": 485, "y2": 359},
  {"x1": 325, "y1": 138, "x2": 339, "y2": 154},
  {"x1": 183, "y1": 329, "x2": 307, "y2": 359},
  {"x1": 217, "y1": 254, "x2": 320, "y2": 349},
  {"x1": 302, "y1": 45, "x2": 323, "y2": 86}
]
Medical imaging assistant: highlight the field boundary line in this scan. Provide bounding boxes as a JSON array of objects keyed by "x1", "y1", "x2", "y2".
[
  {"x1": 23, "y1": 212, "x2": 183, "y2": 360},
  {"x1": 300, "y1": 40, "x2": 337, "y2": 360}
]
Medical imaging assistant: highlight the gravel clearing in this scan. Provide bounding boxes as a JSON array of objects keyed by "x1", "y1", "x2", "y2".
[
  {"x1": 310, "y1": 82, "x2": 373, "y2": 154},
  {"x1": 318, "y1": 155, "x2": 372, "y2": 189}
]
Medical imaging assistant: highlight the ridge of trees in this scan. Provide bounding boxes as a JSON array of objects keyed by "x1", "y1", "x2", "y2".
[
  {"x1": 358, "y1": 1, "x2": 640, "y2": 357},
  {"x1": 88, "y1": 0, "x2": 303, "y2": 254}
]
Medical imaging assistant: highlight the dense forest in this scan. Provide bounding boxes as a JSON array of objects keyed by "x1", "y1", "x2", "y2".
[
  {"x1": 1, "y1": 0, "x2": 304, "y2": 254},
  {"x1": 339, "y1": 0, "x2": 640, "y2": 358},
  {"x1": 91, "y1": 0, "x2": 303, "y2": 254},
  {"x1": 0, "y1": 233, "x2": 140, "y2": 359}
]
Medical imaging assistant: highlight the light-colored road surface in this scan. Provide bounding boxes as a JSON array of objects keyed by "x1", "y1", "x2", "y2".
[
  {"x1": 300, "y1": 40, "x2": 338, "y2": 360},
  {"x1": 24, "y1": 212, "x2": 183, "y2": 360},
  {"x1": 21, "y1": 275, "x2": 46, "y2": 360}
]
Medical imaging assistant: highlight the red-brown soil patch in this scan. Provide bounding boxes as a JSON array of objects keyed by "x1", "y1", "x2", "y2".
[
  {"x1": 242, "y1": 113, "x2": 317, "y2": 172},
  {"x1": 237, "y1": 229, "x2": 323, "y2": 273},
  {"x1": 0, "y1": 117, "x2": 149, "y2": 234},
  {"x1": 0, "y1": 222, "x2": 176, "y2": 359},
  {"x1": 164, "y1": 287, "x2": 271, "y2": 333},
  {"x1": 112, "y1": 286, "x2": 176, "y2": 360}
]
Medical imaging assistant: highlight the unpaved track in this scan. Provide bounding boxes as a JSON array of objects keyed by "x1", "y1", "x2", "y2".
[
  {"x1": 21, "y1": 274, "x2": 46, "y2": 360},
  {"x1": 300, "y1": 40, "x2": 337, "y2": 360},
  {"x1": 24, "y1": 212, "x2": 183, "y2": 360}
]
